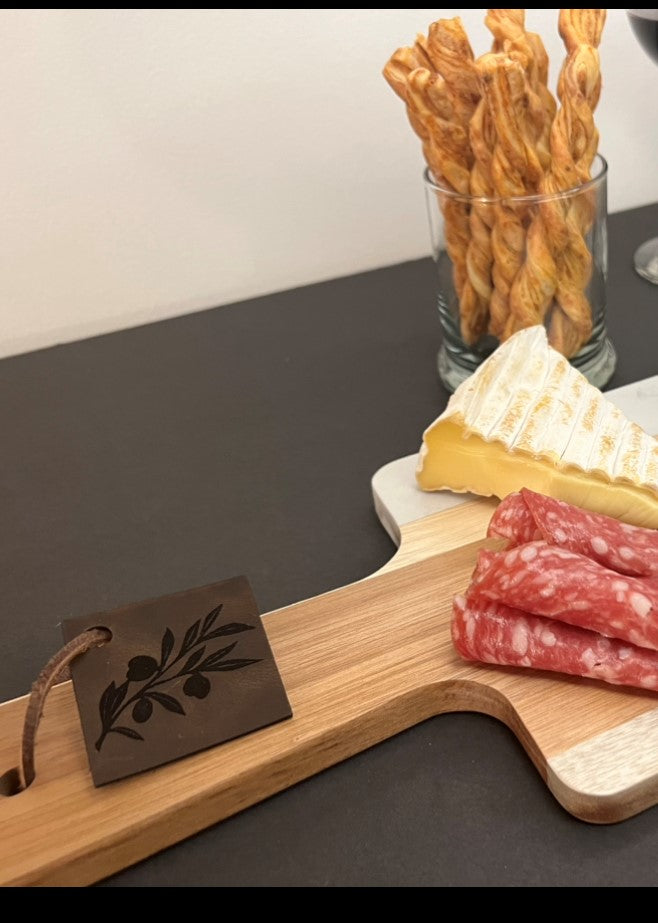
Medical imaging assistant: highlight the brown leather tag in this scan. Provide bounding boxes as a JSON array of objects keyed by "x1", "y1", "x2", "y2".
[{"x1": 62, "y1": 577, "x2": 292, "y2": 786}]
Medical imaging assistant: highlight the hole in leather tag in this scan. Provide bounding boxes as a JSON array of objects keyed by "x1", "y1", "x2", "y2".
[{"x1": 62, "y1": 576, "x2": 292, "y2": 786}]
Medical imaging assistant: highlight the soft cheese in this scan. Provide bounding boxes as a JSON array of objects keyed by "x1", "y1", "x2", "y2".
[{"x1": 416, "y1": 326, "x2": 658, "y2": 528}]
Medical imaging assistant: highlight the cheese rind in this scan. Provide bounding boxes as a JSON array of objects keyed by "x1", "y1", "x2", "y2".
[{"x1": 416, "y1": 327, "x2": 658, "y2": 528}]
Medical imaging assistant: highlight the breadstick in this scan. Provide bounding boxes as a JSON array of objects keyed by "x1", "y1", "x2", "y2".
[
  {"x1": 413, "y1": 33, "x2": 435, "y2": 71},
  {"x1": 408, "y1": 68, "x2": 472, "y2": 298},
  {"x1": 461, "y1": 10, "x2": 559, "y2": 345},
  {"x1": 505, "y1": 10, "x2": 605, "y2": 348},
  {"x1": 426, "y1": 17, "x2": 480, "y2": 126},
  {"x1": 485, "y1": 9, "x2": 557, "y2": 169},
  {"x1": 406, "y1": 69, "x2": 471, "y2": 195},
  {"x1": 548, "y1": 8, "x2": 606, "y2": 357},
  {"x1": 459, "y1": 97, "x2": 495, "y2": 345},
  {"x1": 383, "y1": 50, "x2": 470, "y2": 296},
  {"x1": 383, "y1": 48, "x2": 442, "y2": 182},
  {"x1": 425, "y1": 17, "x2": 488, "y2": 342},
  {"x1": 476, "y1": 52, "x2": 542, "y2": 338}
]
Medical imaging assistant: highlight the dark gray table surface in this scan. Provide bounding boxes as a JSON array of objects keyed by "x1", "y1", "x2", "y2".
[{"x1": 2, "y1": 203, "x2": 657, "y2": 886}]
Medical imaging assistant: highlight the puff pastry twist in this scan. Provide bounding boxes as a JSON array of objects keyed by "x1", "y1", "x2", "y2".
[
  {"x1": 548, "y1": 8, "x2": 606, "y2": 357},
  {"x1": 426, "y1": 18, "x2": 489, "y2": 344},
  {"x1": 486, "y1": 9, "x2": 556, "y2": 170},
  {"x1": 383, "y1": 36, "x2": 473, "y2": 301},
  {"x1": 477, "y1": 53, "x2": 542, "y2": 338}
]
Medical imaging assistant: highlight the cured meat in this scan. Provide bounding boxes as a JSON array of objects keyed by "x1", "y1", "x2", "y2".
[
  {"x1": 473, "y1": 541, "x2": 658, "y2": 651},
  {"x1": 453, "y1": 590, "x2": 658, "y2": 692},
  {"x1": 488, "y1": 488, "x2": 658, "y2": 579},
  {"x1": 485, "y1": 491, "x2": 541, "y2": 545}
]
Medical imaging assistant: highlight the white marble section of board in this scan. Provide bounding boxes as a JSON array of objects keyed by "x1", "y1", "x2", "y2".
[
  {"x1": 547, "y1": 709, "x2": 658, "y2": 821},
  {"x1": 372, "y1": 375, "x2": 658, "y2": 546}
]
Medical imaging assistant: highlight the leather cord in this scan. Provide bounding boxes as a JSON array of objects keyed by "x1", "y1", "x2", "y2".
[{"x1": 1, "y1": 628, "x2": 110, "y2": 795}]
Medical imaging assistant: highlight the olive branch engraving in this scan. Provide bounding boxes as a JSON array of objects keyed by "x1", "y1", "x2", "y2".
[{"x1": 95, "y1": 604, "x2": 260, "y2": 751}]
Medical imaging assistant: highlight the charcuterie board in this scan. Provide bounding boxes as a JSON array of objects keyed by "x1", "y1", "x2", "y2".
[{"x1": 2, "y1": 376, "x2": 658, "y2": 886}]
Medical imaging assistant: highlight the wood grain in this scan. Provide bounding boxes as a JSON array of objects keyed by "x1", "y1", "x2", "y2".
[{"x1": 2, "y1": 498, "x2": 658, "y2": 886}]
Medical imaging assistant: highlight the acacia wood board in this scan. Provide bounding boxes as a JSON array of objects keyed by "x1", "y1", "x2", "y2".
[{"x1": 2, "y1": 375, "x2": 658, "y2": 886}]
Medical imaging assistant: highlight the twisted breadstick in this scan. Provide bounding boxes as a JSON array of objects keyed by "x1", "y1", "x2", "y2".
[
  {"x1": 382, "y1": 46, "x2": 419, "y2": 101},
  {"x1": 459, "y1": 97, "x2": 495, "y2": 345},
  {"x1": 549, "y1": 8, "x2": 606, "y2": 357},
  {"x1": 560, "y1": 9, "x2": 607, "y2": 54},
  {"x1": 488, "y1": 7, "x2": 524, "y2": 50},
  {"x1": 476, "y1": 53, "x2": 542, "y2": 338},
  {"x1": 556, "y1": 13, "x2": 604, "y2": 193},
  {"x1": 413, "y1": 32, "x2": 435, "y2": 71},
  {"x1": 408, "y1": 68, "x2": 472, "y2": 298},
  {"x1": 460, "y1": 13, "x2": 521, "y2": 346},
  {"x1": 460, "y1": 11, "x2": 559, "y2": 345},
  {"x1": 406, "y1": 69, "x2": 471, "y2": 195},
  {"x1": 383, "y1": 48, "x2": 442, "y2": 189},
  {"x1": 426, "y1": 18, "x2": 480, "y2": 125},
  {"x1": 505, "y1": 9, "x2": 605, "y2": 347},
  {"x1": 485, "y1": 9, "x2": 557, "y2": 169},
  {"x1": 425, "y1": 17, "x2": 488, "y2": 342},
  {"x1": 382, "y1": 48, "x2": 470, "y2": 296}
]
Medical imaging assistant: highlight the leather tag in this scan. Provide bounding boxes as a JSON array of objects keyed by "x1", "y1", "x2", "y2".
[{"x1": 62, "y1": 577, "x2": 292, "y2": 786}]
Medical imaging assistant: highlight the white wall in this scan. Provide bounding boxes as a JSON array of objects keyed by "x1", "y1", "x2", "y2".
[{"x1": 0, "y1": 9, "x2": 656, "y2": 358}]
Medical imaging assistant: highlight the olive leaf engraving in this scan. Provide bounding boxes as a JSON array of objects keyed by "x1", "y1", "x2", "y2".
[{"x1": 95, "y1": 604, "x2": 260, "y2": 751}]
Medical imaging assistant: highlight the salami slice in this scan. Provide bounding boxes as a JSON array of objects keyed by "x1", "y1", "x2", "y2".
[
  {"x1": 486, "y1": 491, "x2": 541, "y2": 545},
  {"x1": 473, "y1": 541, "x2": 658, "y2": 651},
  {"x1": 452, "y1": 590, "x2": 658, "y2": 692},
  {"x1": 488, "y1": 489, "x2": 658, "y2": 579}
]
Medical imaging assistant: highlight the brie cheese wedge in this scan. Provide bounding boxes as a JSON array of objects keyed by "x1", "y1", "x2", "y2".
[{"x1": 416, "y1": 326, "x2": 658, "y2": 528}]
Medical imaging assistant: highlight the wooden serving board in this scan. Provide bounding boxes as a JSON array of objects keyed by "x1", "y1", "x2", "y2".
[{"x1": 2, "y1": 377, "x2": 658, "y2": 886}]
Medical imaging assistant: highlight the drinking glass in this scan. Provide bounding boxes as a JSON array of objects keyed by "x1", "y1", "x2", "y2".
[{"x1": 424, "y1": 154, "x2": 616, "y2": 392}]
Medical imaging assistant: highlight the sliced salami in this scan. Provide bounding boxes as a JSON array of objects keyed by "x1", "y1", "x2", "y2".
[
  {"x1": 473, "y1": 541, "x2": 658, "y2": 651},
  {"x1": 452, "y1": 590, "x2": 658, "y2": 692},
  {"x1": 488, "y1": 489, "x2": 658, "y2": 578},
  {"x1": 486, "y1": 491, "x2": 541, "y2": 545}
]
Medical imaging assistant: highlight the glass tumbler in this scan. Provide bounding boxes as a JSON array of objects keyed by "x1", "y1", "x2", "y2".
[{"x1": 424, "y1": 153, "x2": 616, "y2": 392}]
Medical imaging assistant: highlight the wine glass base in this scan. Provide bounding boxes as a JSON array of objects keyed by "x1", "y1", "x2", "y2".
[{"x1": 634, "y1": 237, "x2": 658, "y2": 285}]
